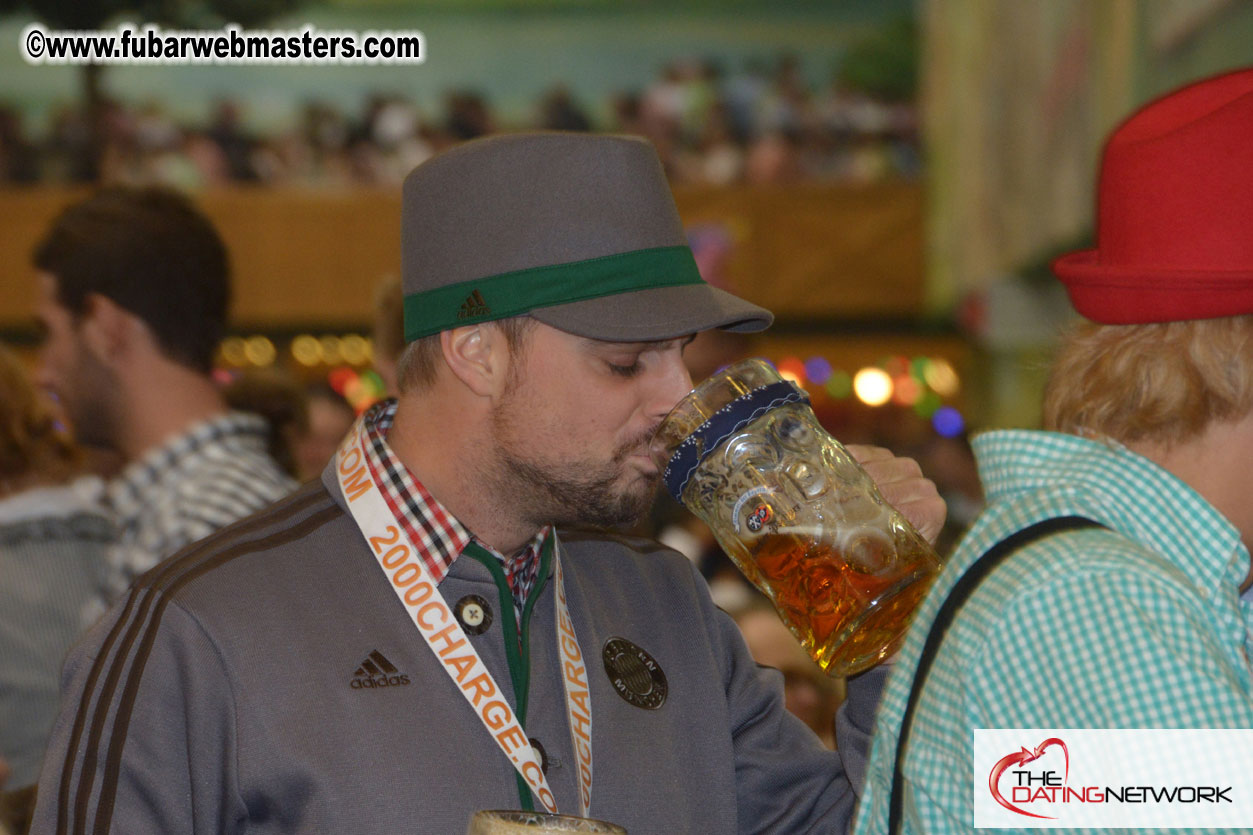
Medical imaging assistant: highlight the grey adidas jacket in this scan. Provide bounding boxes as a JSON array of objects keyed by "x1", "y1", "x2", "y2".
[{"x1": 32, "y1": 471, "x2": 881, "y2": 834}]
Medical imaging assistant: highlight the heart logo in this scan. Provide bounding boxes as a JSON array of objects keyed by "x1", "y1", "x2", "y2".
[{"x1": 988, "y1": 737, "x2": 1069, "y2": 819}]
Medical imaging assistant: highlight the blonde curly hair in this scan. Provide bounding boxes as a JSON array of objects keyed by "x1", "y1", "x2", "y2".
[{"x1": 1042, "y1": 316, "x2": 1253, "y2": 446}]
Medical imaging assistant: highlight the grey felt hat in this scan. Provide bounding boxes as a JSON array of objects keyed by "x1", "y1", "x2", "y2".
[{"x1": 400, "y1": 132, "x2": 773, "y2": 343}]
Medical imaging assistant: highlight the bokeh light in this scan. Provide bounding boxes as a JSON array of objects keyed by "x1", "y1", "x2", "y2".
[
  {"x1": 776, "y1": 356, "x2": 806, "y2": 385},
  {"x1": 924, "y1": 358, "x2": 960, "y2": 397},
  {"x1": 883, "y1": 355, "x2": 910, "y2": 379},
  {"x1": 243, "y1": 336, "x2": 276, "y2": 366},
  {"x1": 362, "y1": 371, "x2": 386, "y2": 396},
  {"x1": 932, "y1": 406, "x2": 965, "y2": 437},
  {"x1": 804, "y1": 356, "x2": 833, "y2": 385},
  {"x1": 913, "y1": 391, "x2": 942, "y2": 418},
  {"x1": 319, "y1": 336, "x2": 342, "y2": 366},
  {"x1": 853, "y1": 367, "x2": 893, "y2": 406},
  {"x1": 219, "y1": 337, "x2": 247, "y2": 366},
  {"x1": 340, "y1": 334, "x2": 370, "y2": 366},
  {"x1": 892, "y1": 375, "x2": 922, "y2": 406},
  {"x1": 328, "y1": 366, "x2": 357, "y2": 394},
  {"x1": 291, "y1": 334, "x2": 322, "y2": 366},
  {"x1": 825, "y1": 370, "x2": 853, "y2": 399},
  {"x1": 344, "y1": 376, "x2": 366, "y2": 402},
  {"x1": 340, "y1": 368, "x2": 388, "y2": 412}
]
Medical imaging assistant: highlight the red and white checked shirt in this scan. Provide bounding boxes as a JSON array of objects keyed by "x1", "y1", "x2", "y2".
[{"x1": 358, "y1": 401, "x2": 546, "y2": 618}]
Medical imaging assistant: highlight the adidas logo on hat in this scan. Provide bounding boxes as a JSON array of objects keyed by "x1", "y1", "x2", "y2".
[
  {"x1": 457, "y1": 290, "x2": 490, "y2": 320},
  {"x1": 350, "y1": 650, "x2": 411, "y2": 689}
]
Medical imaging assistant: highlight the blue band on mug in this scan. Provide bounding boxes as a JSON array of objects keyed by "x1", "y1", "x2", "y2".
[{"x1": 663, "y1": 381, "x2": 809, "y2": 501}]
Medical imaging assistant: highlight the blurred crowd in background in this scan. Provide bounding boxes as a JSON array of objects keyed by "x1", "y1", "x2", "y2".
[
  {"x1": 6, "y1": 0, "x2": 1253, "y2": 828},
  {"x1": 0, "y1": 15, "x2": 927, "y2": 828},
  {"x1": 0, "y1": 53, "x2": 919, "y2": 188}
]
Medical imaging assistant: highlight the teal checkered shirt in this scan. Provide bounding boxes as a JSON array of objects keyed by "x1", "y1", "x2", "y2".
[{"x1": 854, "y1": 430, "x2": 1253, "y2": 834}]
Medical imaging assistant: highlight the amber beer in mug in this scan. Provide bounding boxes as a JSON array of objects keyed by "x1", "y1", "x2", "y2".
[{"x1": 651, "y1": 359, "x2": 943, "y2": 676}]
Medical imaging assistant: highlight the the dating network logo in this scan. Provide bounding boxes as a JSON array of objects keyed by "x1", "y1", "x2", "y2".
[
  {"x1": 974, "y1": 729, "x2": 1251, "y2": 828},
  {"x1": 982, "y1": 731, "x2": 1233, "y2": 826},
  {"x1": 988, "y1": 737, "x2": 1071, "y2": 819}
]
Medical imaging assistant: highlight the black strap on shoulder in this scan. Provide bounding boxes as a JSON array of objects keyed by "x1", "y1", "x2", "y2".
[{"x1": 887, "y1": 515, "x2": 1105, "y2": 833}]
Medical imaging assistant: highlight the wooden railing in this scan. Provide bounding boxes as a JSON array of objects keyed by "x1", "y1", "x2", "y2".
[{"x1": 0, "y1": 184, "x2": 925, "y2": 331}]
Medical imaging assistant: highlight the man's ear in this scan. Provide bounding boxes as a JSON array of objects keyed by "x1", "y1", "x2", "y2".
[
  {"x1": 440, "y1": 324, "x2": 510, "y2": 398},
  {"x1": 78, "y1": 293, "x2": 138, "y2": 364}
]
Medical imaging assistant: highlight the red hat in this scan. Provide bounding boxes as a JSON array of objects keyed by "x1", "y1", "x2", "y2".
[{"x1": 1053, "y1": 67, "x2": 1253, "y2": 324}]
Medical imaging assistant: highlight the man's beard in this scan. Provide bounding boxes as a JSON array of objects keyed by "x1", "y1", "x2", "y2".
[
  {"x1": 489, "y1": 422, "x2": 662, "y2": 530},
  {"x1": 62, "y1": 342, "x2": 122, "y2": 452}
]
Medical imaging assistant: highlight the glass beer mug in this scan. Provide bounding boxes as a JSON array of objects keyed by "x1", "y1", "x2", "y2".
[
  {"x1": 651, "y1": 359, "x2": 943, "y2": 676},
  {"x1": 466, "y1": 810, "x2": 627, "y2": 834}
]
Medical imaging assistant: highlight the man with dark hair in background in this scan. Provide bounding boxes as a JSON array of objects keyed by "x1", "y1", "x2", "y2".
[{"x1": 32, "y1": 187, "x2": 295, "y2": 616}]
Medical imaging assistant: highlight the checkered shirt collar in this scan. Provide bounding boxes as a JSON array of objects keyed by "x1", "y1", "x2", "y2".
[
  {"x1": 105, "y1": 411, "x2": 270, "y2": 523},
  {"x1": 359, "y1": 400, "x2": 549, "y2": 597},
  {"x1": 973, "y1": 429, "x2": 1249, "y2": 597}
]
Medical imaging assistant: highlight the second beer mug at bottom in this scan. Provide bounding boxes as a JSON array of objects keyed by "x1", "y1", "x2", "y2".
[
  {"x1": 651, "y1": 358, "x2": 943, "y2": 677},
  {"x1": 466, "y1": 810, "x2": 627, "y2": 834}
]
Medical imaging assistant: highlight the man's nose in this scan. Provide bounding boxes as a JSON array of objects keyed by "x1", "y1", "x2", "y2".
[{"x1": 648, "y1": 352, "x2": 694, "y2": 421}]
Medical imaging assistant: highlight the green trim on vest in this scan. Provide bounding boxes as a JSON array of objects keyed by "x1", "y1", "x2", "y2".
[
  {"x1": 517, "y1": 535, "x2": 554, "y2": 724},
  {"x1": 461, "y1": 536, "x2": 554, "y2": 813},
  {"x1": 403, "y1": 245, "x2": 705, "y2": 341},
  {"x1": 461, "y1": 543, "x2": 530, "y2": 811}
]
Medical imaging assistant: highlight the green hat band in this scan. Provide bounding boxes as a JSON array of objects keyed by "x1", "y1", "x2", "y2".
[{"x1": 403, "y1": 245, "x2": 704, "y2": 342}]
